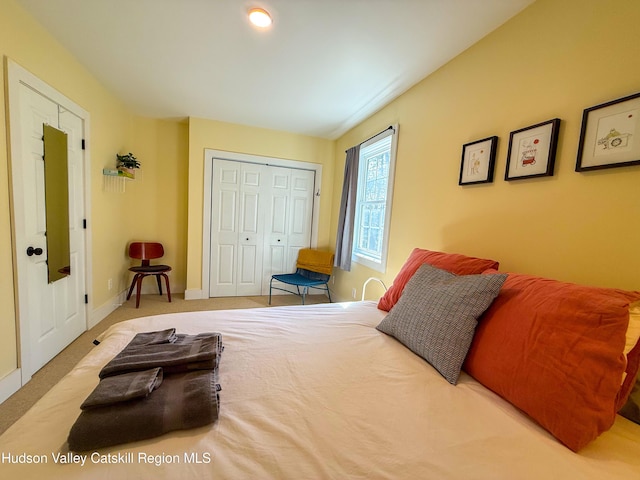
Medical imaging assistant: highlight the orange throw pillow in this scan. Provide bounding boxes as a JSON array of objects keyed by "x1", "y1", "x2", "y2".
[
  {"x1": 378, "y1": 248, "x2": 499, "y2": 311},
  {"x1": 464, "y1": 271, "x2": 640, "y2": 451}
]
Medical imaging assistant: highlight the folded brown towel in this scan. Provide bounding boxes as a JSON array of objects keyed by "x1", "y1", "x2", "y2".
[
  {"x1": 80, "y1": 367, "x2": 163, "y2": 410},
  {"x1": 127, "y1": 328, "x2": 178, "y2": 347},
  {"x1": 99, "y1": 332, "x2": 223, "y2": 379},
  {"x1": 68, "y1": 370, "x2": 220, "y2": 452}
]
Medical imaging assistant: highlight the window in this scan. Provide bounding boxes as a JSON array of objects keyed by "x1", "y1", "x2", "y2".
[{"x1": 352, "y1": 126, "x2": 398, "y2": 272}]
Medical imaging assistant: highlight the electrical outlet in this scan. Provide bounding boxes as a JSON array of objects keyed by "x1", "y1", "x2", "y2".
[
  {"x1": 108, "y1": 278, "x2": 113, "y2": 291},
  {"x1": 352, "y1": 287, "x2": 357, "y2": 299}
]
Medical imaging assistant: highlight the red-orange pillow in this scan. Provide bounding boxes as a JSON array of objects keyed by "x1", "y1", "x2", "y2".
[
  {"x1": 464, "y1": 271, "x2": 640, "y2": 451},
  {"x1": 378, "y1": 248, "x2": 499, "y2": 311}
]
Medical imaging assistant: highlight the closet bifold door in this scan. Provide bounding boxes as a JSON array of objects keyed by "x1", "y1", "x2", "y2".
[
  {"x1": 261, "y1": 167, "x2": 315, "y2": 295},
  {"x1": 235, "y1": 162, "x2": 264, "y2": 296},
  {"x1": 209, "y1": 158, "x2": 314, "y2": 297}
]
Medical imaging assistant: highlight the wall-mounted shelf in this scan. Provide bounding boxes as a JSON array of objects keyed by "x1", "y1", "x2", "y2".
[
  {"x1": 102, "y1": 168, "x2": 134, "y2": 178},
  {"x1": 102, "y1": 169, "x2": 128, "y2": 193},
  {"x1": 102, "y1": 168, "x2": 142, "y2": 193}
]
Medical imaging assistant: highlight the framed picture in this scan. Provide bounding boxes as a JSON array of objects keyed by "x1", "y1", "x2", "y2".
[
  {"x1": 458, "y1": 136, "x2": 498, "y2": 185},
  {"x1": 575, "y1": 92, "x2": 640, "y2": 172},
  {"x1": 505, "y1": 118, "x2": 560, "y2": 181}
]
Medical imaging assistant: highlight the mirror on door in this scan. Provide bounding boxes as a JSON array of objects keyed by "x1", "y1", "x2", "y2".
[{"x1": 43, "y1": 124, "x2": 71, "y2": 283}]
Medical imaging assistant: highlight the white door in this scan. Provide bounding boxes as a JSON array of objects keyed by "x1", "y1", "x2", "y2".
[
  {"x1": 209, "y1": 160, "x2": 315, "y2": 297},
  {"x1": 210, "y1": 159, "x2": 239, "y2": 297},
  {"x1": 11, "y1": 82, "x2": 87, "y2": 378},
  {"x1": 209, "y1": 160, "x2": 265, "y2": 297},
  {"x1": 262, "y1": 167, "x2": 290, "y2": 286},
  {"x1": 236, "y1": 162, "x2": 265, "y2": 296},
  {"x1": 287, "y1": 168, "x2": 316, "y2": 261},
  {"x1": 262, "y1": 168, "x2": 315, "y2": 294}
]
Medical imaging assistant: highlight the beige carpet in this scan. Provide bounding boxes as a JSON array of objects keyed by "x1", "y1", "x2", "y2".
[{"x1": 0, "y1": 292, "x2": 328, "y2": 435}]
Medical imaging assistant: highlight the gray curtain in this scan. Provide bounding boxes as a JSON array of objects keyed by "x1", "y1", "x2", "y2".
[{"x1": 334, "y1": 145, "x2": 360, "y2": 271}]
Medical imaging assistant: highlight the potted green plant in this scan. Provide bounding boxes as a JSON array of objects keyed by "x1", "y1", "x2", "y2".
[{"x1": 116, "y1": 153, "x2": 140, "y2": 179}]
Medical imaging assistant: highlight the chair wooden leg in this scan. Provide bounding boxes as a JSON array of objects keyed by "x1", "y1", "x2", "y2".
[
  {"x1": 135, "y1": 274, "x2": 145, "y2": 308},
  {"x1": 127, "y1": 274, "x2": 140, "y2": 300},
  {"x1": 156, "y1": 274, "x2": 163, "y2": 295},
  {"x1": 161, "y1": 273, "x2": 171, "y2": 302}
]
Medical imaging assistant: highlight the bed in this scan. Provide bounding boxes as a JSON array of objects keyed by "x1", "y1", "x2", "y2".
[
  {"x1": 0, "y1": 301, "x2": 640, "y2": 480},
  {"x1": 0, "y1": 299, "x2": 639, "y2": 479}
]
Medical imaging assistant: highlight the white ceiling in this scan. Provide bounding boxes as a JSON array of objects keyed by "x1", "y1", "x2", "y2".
[{"x1": 17, "y1": 0, "x2": 534, "y2": 139}]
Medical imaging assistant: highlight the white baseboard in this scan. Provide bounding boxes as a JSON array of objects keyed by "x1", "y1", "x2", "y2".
[
  {"x1": 0, "y1": 368, "x2": 22, "y2": 405},
  {"x1": 89, "y1": 290, "x2": 127, "y2": 329},
  {"x1": 184, "y1": 289, "x2": 206, "y2": 300},
  {"x1": 331, "y1": 295, "x2": 352, "y2": 303},
  {"x1": 328, "y1": 289, "x2": 353, "y2": 304}
]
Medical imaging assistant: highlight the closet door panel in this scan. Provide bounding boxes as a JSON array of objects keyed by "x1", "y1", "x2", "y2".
[
  {"x1": 287, "y1": 169, "x2": 315, "y2": 249},
  {"x1": 210, "y1": 159, "x2": 240, "y2": 296},
  {"x1": 236, "y1": 163, "x2": 265, "y2": 296},
  {"x1": 216, "y1": 244, "x2": 235, "y2": 285}
]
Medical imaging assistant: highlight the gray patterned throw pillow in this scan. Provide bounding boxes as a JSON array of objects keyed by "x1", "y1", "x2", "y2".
[{"x1": 376, "y1": 264, "x2": 507, "y2": 384}]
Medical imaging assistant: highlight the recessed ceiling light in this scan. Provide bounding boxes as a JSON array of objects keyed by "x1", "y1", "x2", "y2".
[{"x1": 248, "y1": 8, "x2": 272, "y2": 28}]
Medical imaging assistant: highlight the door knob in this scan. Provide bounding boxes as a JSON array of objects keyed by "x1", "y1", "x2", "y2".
[{"x1": 27, "y1": 246, "x2": 43, "y2": 256}]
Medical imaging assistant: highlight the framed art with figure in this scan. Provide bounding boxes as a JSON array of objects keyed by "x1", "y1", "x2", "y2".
[{"x1": 459, "y1": 136, "x2": 498, "y2": 185}]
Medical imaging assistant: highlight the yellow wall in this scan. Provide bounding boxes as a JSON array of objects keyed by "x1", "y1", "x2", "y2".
[
  {"x1": 185, "y1": 117, "x2": 335, "y2": 294},
  {"x1": 88, "y1": 115, "x2": 187, "y2": 309},
  {"x1": 332, "y1": 0, "x2": 640, "y2": 301},
  {"x1": 126, "y1": 117, "x2": 189, "y2": 293}
]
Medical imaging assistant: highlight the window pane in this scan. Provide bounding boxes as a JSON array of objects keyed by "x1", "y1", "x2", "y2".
[{"x1": 352, "y1": 129, "x2": 396, "y2": 270}]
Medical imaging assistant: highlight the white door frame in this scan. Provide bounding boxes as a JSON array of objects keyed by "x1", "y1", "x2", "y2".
[
  {"x1": 6, "y1": 59, "x2": 93, "y2": 388},
  {"x1": 197, "y1": 149, "x2": 322, "y2": 300}
]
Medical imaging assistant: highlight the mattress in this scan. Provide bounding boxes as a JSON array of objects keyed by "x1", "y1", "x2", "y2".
[{"x1": 0, "y1": 301, "x2": 638, "y2": 479}]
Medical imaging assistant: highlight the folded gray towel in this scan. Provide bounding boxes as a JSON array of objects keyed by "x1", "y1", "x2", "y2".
[
  {"x1": 80, "y1": 367, "x2": 163, "y2": 410},
  {"x1": 68, "y1": 370, "x2": 220, "y2": 452},
  {"x1": 127, "y1": 328, "x2": 178, "y2": 347},
  {"x1": 99, "y1": 332, "x2": 223, "y2": 379},
  {"x1": 93, "y1": 328, "x2": 178, "y2": 347}
]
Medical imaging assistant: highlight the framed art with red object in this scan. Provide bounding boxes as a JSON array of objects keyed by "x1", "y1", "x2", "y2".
[{"x1": 505, "y1": 118, "x2": 560, "y2": 180}]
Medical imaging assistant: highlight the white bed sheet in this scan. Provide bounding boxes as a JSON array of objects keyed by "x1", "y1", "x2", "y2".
[{"x1": 0, "y1": 301, "x2": 639, "y2": 479}]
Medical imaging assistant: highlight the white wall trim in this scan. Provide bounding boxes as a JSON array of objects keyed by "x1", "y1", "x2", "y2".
[
  {"x1": 200, "y1": 149, "x2": 323, "y2": 300},
  {"x1": 0, "y1": 369, "x2": 22, "y2": 405},
  {"x1": 184, "y1": 289, "x2": 206, "y2": 300},
  {"x1": 89, "y1": 290, "x2": 127, "y2": 330}
]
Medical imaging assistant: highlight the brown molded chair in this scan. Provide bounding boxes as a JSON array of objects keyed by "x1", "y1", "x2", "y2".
[{"x1": 126, "y1": 242, "x2": 172, "y2": 308}]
